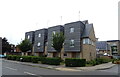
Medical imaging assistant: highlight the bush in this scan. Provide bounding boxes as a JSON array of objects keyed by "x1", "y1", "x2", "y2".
[
  {"x1": 86, "y1": 60, "x2": 96, "y2": 66},
  {"x1": 6, "y1": 55, "x2": 17, "y2": 60},
  {"x1": 41, "y1": 57, "x2": 61, "y2": 65},
  {"x1": 96, "y1": 58, "x2": 112, "y2": 64},
  {"x1": 31, "y1": 56, "x2": 41, "y2": 63},
  {"x1": 16, "y1": 56, "x2": 21, "y2": 61},
  {"x1": 65, "y1": 58, "x2": 86, "y2": 67},
  {"x1": 6, "y1": 55, "x2": 12, "y2": 60},
  {"x1": 20, "y1": 56, "x2": 32, "y2": 62}
]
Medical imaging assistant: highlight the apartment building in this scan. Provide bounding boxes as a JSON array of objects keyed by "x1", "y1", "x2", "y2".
[
  {"x1": 64, "y1": 21, "x2": 96, "y2": 61},
  {"x1": 96, "y1": 40, "x2": 120, "y2": 58},
  {"x1": 25, "y1": 20, "x2": 96, "y2": 61},
  {"x1": 107, "y1": 40, "x2": 120, "y2": 56},
  {"x1": 0, "y1": 37, "x2": 2, "y2": 54},
  {"x1": 25, "y1": 31, "x2": 35, "y2": 55},
  {"x1": 96, "y1": 41, "x2": 111, "y2": 57},
  {"x1": 47, "y1": 25, "x2": 64, "y2": 57},
  {"x1": 34, "y1": 29, "x2": 48, "y2": 56}
]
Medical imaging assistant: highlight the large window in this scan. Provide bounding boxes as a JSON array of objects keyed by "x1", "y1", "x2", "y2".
[
  {"x1": 70, "y1": 39, "x2": 74, "y2": 47},
  {"x1": 83, "y1": 38, "x2": 89, "y2": 44},
  {"x1": 37, "y1": 42, "x2": 41, "y2": 47},
  {"x1": 52, "y1": 31, "x2": 56, "y2": 35},
  {"x1": 83, "y1": 38, "x2": 93, "y2": 45},
  {"x1": 38, "y1": 33, "x2": 41, "y2": 37},
  {"x1": 27, "y1": 35, "x2": 30, "y2": 39},
  {"x1": 111, "y1": 46, "x2": 117, "y2": 53},
  {"x1": 70, "y1": 28, "x2": 74, "y2": 33}
]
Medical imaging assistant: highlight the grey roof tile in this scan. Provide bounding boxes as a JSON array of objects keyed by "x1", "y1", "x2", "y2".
[
  {"x1": 96, "y1": 41, "x2": 110, "y2": 50},
  {"x1": 82, "y1": 24, "x2": 93, "y2": 38}
]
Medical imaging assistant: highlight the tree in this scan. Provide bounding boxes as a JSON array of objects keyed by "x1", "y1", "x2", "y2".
[
  {"x1": 2, "y1": 37, "x2": 11, "y2": 54},
  {"x1": 52, "y1": 32, "x2": 65, "y2": 58},
  {"x1": 18, "y1": 39, "x2": 32, "y2": 54}
]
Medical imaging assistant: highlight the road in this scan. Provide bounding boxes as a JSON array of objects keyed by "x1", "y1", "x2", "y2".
[{"x1": 1, "y1": 59, "x2": 119, "y2": 77}]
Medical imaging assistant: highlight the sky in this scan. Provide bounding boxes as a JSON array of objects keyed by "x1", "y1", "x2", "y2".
[{"x1": 0, "y1": 0, "x2": 119, "y2": 45}]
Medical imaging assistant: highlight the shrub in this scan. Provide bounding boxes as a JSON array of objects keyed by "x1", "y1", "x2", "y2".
[
  {"x1": 41, "y1": 57, "x2": 61, "y2": 65},
  {"x1": 20, "y1": 56, "x2": 32, "y2": 62},
  {"x1": 86, "y1": 60, "x2": 96, "y2": 66},
  {"x1": 6, "y1": 55, "x2": 12, "y2": 60},
  {"x1": 31, "y1": 56, "x2": 41, "y2": 63},
  {"x1": 65, "y1": 58, "x2": 86, "y2": 67},
  {"x1": 16, "y1": 56, "x2": 21, "y2": 61},
  {"x1": 6, "y1": 55, "x2": 17, "y2": 60}
]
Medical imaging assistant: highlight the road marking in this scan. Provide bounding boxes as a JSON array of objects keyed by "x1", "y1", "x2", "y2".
[
  {"x1": 5, "y1": 67, "x2": 17, "y2": 71},
  {"x1": 24, "y1": 71, "x2": 36, "y2": 75}
]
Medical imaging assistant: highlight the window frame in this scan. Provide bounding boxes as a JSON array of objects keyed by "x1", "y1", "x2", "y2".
[
  {"x1": 37, "y1": 42, "x2": 41, "y2": 47},
  {"x1": 27, "y1": 35, "x2": 30, "y2": 39},
  {"x1": 38, "y1": 33, "x2": 41, "y2": 37},
  {"x1": 70, "y1": 27, "x2": 74, "y2": 33},
  {"x1": 70, "y1": 39, "x2": 75, "y2": 47}
]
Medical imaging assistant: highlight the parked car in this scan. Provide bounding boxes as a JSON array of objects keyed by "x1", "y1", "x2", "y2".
[{"x1": 0, "y1": 54, "x2": 6, "y2": 58}]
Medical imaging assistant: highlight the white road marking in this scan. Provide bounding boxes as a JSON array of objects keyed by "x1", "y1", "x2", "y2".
[
  {"x1": 5, "y1": 67, "x2": 17, "y2": 71},
  {"x1": 24, "y1": 71, "x2": 36, "y2": 75}
]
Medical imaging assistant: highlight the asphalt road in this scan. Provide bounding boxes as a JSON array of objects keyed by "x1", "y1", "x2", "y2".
[{"x1": 1, "y1": 59, "x2": 119, "y2": 77}]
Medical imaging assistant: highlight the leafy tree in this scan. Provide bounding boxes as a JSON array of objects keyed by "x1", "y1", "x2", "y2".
[
  {"x1": 18, "y1": 39, "x2": 32, "y2": 53},
  {"x1": 2, "y1": 37, "x2": 11, "y2": 54},
  {"x1": 52, "y1": 32, "x2": 65, "y2": 58}
]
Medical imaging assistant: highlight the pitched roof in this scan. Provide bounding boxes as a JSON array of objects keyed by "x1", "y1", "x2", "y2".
[
  {"x1": 96, "y1": 41, "x2": 110, "y2": 50},
  {"x1": 82, "y1": 23, "x2": 93, "y2": 38},
  {"x1": 82, "y1": 20, "x2": 88, "y2": 24}
]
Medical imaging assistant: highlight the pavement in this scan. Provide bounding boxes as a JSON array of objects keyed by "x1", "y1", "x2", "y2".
[{"x1": 2, "y1": 59, "x2": 116, "y2": 72}]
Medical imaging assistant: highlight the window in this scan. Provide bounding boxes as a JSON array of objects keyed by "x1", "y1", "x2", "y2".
[
  {"x1": 37, "y1": 42, "x2": 41, "y2": 47},
  {"x1": 83, "y1": 38, "x2": 89, "y2": 44},
  {"x1": 83, "y1": 38, "x2": 92, "y2": 45},
  {"x1": 38, "y1": 33, "x2": 41, "y2": 37},
  {"x1": 92, "y1": 41, "x2": 95, "y2": 46},
  {"x1": 90, "y1": 52, "x2": 92, "y2": 56},
  {"x1": 70, "y1": 28, "x2": 74, "y2": 33},
  {"x1": 64, "y1": 53, "x2": 67, "y2": 56},
  {"x1": 52, "y1": 31, "x2": 56, "y2": 35},
  {"x1": 27, "y1": 35, "x2": 30, "y2": 39},
  {"x1": 70, "y1": 39, "x2": 74, "y2": 47}
]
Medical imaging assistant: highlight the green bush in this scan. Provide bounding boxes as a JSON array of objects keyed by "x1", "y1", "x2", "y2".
[
  {"x1": 86, "y1": 60, "x2": 96, "y2": 66},
  {"x1": 6, "y1": 55, "x2": 17, "y2": 60},
  {"x1": 20, "y1": 56, "x2": 32, "y2": 62},
  {"x1": 6, "y1": 55, "x2": 12, "y2": 60},
  {"x1": 31, "y1": 56, "x2": 41, "y2": 63},
  {"x1": 65, "y1": 58, "x2": 86, "y2": 67},
  {"x1": 41, "y1": 57, "x2": 61, "y2": 65},
  {"x1": 16, "y1": 56, "x2": 21, "y2": 61}
]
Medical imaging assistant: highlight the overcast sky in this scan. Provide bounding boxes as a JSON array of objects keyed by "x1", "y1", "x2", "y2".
[{"x1": 0, "y1": 0, "x2": 119, "y2": 45}]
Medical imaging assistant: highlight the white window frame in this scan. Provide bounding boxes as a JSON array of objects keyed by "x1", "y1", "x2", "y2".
[
  {"x1": 70, "y1": 39, "x2": 74, "y2": 47},
  {"x1": 27, "y1": 35, "x2": 30, "y2": 39},
  {"x1": 70, "y1": 27, "x2": 74, "y2": 33},
  {"x1": 83, "y1": 38, "x2": 91, "y2": 44},
  {"x1": 37, "y1": 42, "x2": 41, "y2": 47},
  {"x1": 38, "y1": 33, "x2": 41, "y2": 37},
  {"x1": 52, "y1": 31, "x2": 56, "y2": 35}
]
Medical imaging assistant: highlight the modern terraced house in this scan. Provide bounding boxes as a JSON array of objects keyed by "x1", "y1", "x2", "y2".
[{"x1": 25, "y1": 20, "x2": 96, "y2": 61}]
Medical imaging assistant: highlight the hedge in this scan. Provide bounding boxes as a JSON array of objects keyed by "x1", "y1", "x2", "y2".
[
  {"x1": 20, "y1": 56, "x2": 33, "y2": 62},
  {"x1": 31, "y1": 56, "x2": 42, "y2": 63},
  {"x1": 6, "y1": 55, "x2": 17, "y2": 60},
  {"x1": 41, "y1": 57, "x2": 61, "y2": 65},
  {"x1": 86, "y1": 58, "x2": 112, "y2": 66},
  {"x1": 65, "y1": 58, "x2": 86, "y2": 67}
]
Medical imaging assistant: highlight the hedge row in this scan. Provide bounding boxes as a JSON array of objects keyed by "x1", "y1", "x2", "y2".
[
  {"x1": 6, "y1": 55, "x2": 42, "y2": 63},
  {"x1": 41, "y1": 57, "x2": 61, "y2": 65},
  {"x1": 65, "y1": 58, "x2": 86, "y2": 67},
  {"x1": 86, "y1": 58, "x2": 112, "y2": 66},
  {"x1": 6, "y1": 55, "x2": 62, "y2": 65}
]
